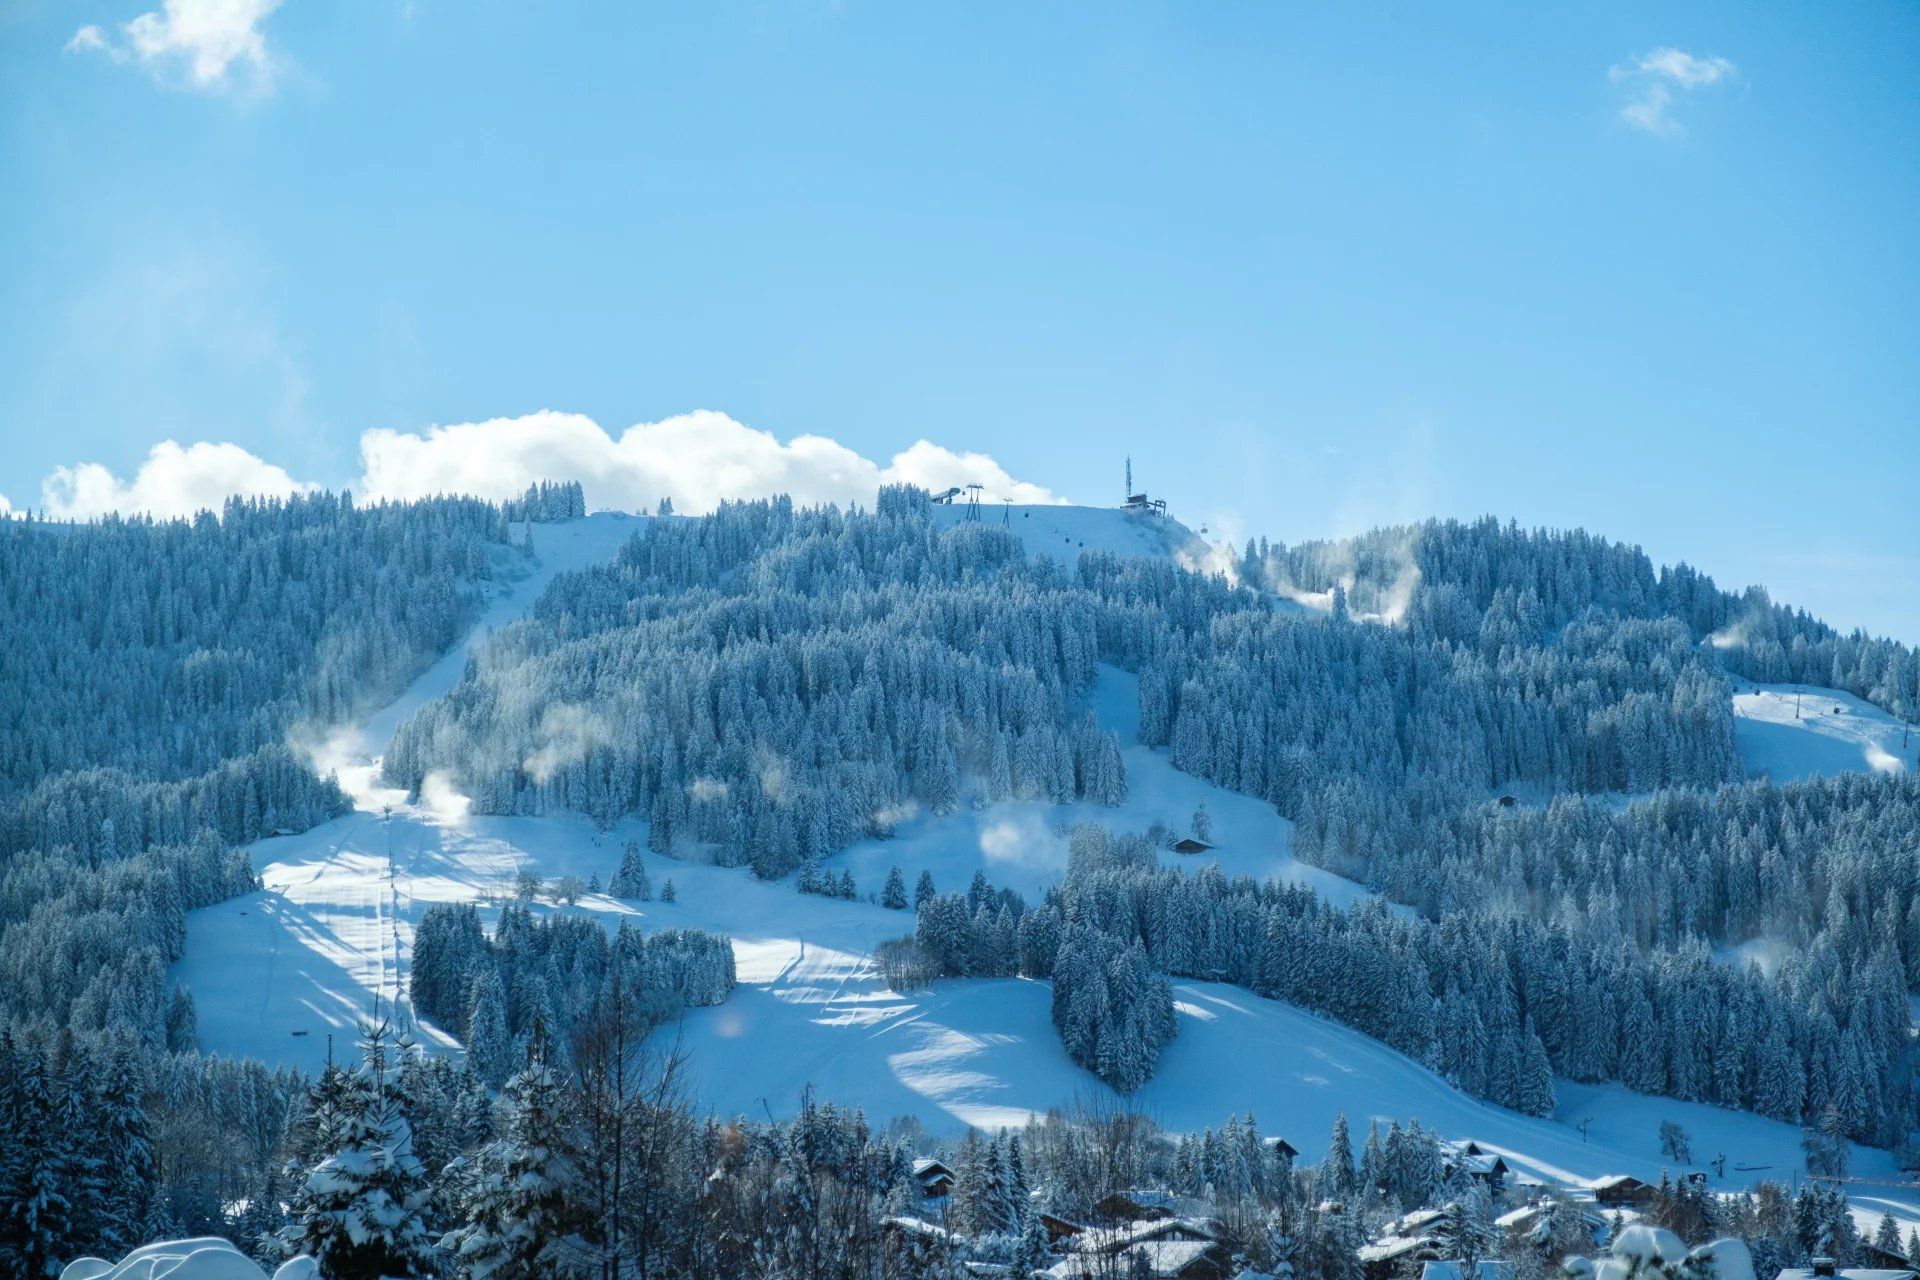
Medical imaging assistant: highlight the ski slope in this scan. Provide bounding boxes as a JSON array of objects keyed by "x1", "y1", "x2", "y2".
[
  {"x1": 824, "y1": 666, "x2": 1376, "y2": 911},
  {"x1": 180, "y1": 514, "x2": 646, "y2": 1061},
  {"x1": 174, "y1": 509, "x2": 1919, "y2": 1233},
  {"x1": 931, "y1": 501, "x2": 1213, "y2": 565},
  {"x1": 1730, "y1": 677, "x2": 1913, "y2": 782}
]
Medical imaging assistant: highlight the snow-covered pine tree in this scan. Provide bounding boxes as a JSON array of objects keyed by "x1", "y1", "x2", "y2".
[
  {"x1": 1325, "y1": 1113, "x2": 1356, "y2": 1196},
  {"x1": 466, "y1": 970, "x2": 513, "y2": 1089},
  {"x1": 286, "y1": 1019, "x2": 436, "y2": 1280},
  {"x1": 442, "y1": 1049, "x2": 585, "y2": 1279}
]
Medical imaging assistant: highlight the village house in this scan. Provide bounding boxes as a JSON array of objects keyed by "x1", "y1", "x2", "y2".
[
  {"x1": 1773, "y1": 1262, "x2": 1919, "y2": 1280},
  {"x1": 1421, "y1": 1263, "x2": 1515, "y2": 1280},
  {"x1": 1590, "y1": 1175, "x2": 1657, "y2": 1208},
  {"x1": 1047, "y1": 1238, "x2": 1232, "y2": 1280},
  {"x1": 913, "y1": 1157, "x2": 956, "y2": 1199}
]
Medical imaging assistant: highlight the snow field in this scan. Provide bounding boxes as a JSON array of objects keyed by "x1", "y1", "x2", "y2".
[{"x1": 1730, "y1": 676, "x2": 1913, "y2": 783}]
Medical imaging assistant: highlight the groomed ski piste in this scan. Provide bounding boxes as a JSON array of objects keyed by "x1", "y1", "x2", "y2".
[
  {"x1": 1729, "y1": 675, "x2": 1913, "y2": 782},
  {"x1": 176, "y1": 507, "x2": 1920, "y2": 1233}
]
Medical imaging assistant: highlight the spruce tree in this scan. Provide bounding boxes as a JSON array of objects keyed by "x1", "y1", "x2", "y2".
[
  {"x1": 1325, "y1": 1113, "x2": 1356, "y2": 1195},
  {"x1": 442, "y1": 1051, "x2": 584, "y2": 1279},
  {"x1": 287, "y1": 1019, "x2": 436, "y2": 1280}
]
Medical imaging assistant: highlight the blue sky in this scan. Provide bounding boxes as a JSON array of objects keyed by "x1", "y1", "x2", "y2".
[{"x1": 2, "y1": 1, "x2": 1916, "y2": 640}]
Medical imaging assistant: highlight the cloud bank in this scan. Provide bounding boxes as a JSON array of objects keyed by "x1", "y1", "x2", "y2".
[
  {"x1": 68, "y1": 0, "x2": 285, "y2": 95},
  {"x1": 1610, "y1": 47, "x2": 1737, "y2": 137},
  {"x1": 44, "y1": 440, "x2": 319, "y2": 521},
  {"x1": 34, "y1": 410, "x2": 1062, "y2": 521}
]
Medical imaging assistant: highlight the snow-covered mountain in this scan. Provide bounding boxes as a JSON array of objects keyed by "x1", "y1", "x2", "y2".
[
  {"x1": 7, "y1": 489, "x2": 1919, "y2": 1273},
  {"x1": 158, "y1": 501, "x2": 1920, "y2": 1238}
]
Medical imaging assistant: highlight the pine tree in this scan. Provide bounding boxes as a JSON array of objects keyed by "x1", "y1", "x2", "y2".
[
  {"x1": 466, "y1": 970, "x2": 513, "y2": 1088},
  {"x1": 443, "y1": 1053, "x2": 585, "y2": 1279},
  {"x1": 1325, "y1": 1113, "x2": 1356, "y2": 1195},
  {"x1": 92, "y1": 1045, "x2": 155, "y2": 1258},
  {"x1": 659, "y1": 878, "x2": 677, "y2": 903},
  {"x1": 882, "y1": 866, "x2": 908, "y2": 910},
  {"x1": 1519, "y1": 1021, "x2": 1557, "y2": 1116},
  {"x1": 915, "y1": 870, "x2": 937, "y2": 911},
  {"x1": 287, "y1": 1019, "x2": 436, "y2": 1280},
  {"x1": 1, "y1": 1035, "x2": 78, "y2": 1280}
]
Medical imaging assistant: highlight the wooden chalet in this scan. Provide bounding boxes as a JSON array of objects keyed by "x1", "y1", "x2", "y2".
[
  {"x1": 1442, "y1": 1141, "x2": 1510, "y2": 1191},
  {"x1": 1049, "y1": 1239, "x2": 1231, "y2": 1280},
  {"x1": 1590, "y1": 1174, "x2": 1657, "y2": 1207},
  {"x1": 1170, "y1": 837, "x2": 1215, "y2": 856},
  {"x1": 1421, "y1": 1264, "x2": 1515, "y2": 1280},
  {"x1": 1359, "y1": 1233, "x2": 1443, "y2": 1280},
  {"x1": 1092, "y1": 1192, "x2": 1172, "y2": 1223},
  {"x1": 912, "y1": 1157, "x2": 955, "y2": 1199},
  {"x1": 1775, "y1": 1264, "x2": 1919, "y2": 1280}
]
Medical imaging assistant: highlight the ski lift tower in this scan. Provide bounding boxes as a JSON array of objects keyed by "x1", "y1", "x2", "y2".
[{"x1": 964, "y1": 483, "x2": 983, "y2": 522}]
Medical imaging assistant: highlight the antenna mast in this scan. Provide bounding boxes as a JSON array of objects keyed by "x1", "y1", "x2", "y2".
[{"x1": 1125, "y1": 456, "x2": 1133, "y2": 502}]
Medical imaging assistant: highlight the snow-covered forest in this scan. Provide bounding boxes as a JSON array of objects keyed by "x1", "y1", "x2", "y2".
[
  {"x1": 371, "y1": 491, "x2": 1919, "y2": 1140},
  {"x1": 2, "y1": 486, "x2": 1917, "y2": 1280}
]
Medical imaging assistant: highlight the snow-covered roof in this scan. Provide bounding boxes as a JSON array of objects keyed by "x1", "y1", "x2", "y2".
[
  {"x1": 1775, "y1": 1271, "x2": 1917, "y2": 1280},
  {"x1": 1358, "y1": 1235, "x2": 1439, "y2": 1263},
  {"x1": 1049, "y1": 1240, "x2": 1219, "y2": 1279},
  {"x1": 1387, "y1": 1207, "x2": 1452, "y2": 1235},
  {"x1": 56, "y1": 1238, "x2": 316, "y2": 1280},
  {"x1": 1590, "y1": 1174, "x2": 1648, "y2": 1191},
  {"x1": 883, "y1": 1215, "x2": 960, "y2": 1243},
  {"x1": 1067, "y1": 1217, "x2": 1220, "y2": 1254},
  {"x1": 1421, "y1": 1263, "x2": 1514, "y2": 1280}
]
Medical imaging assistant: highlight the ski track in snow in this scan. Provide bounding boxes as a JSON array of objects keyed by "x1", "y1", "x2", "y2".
[
  {"x1": 1730, "y1": 676, "x2": 1914, "y2": 783},
  {"x1": 176, "y1": 510, "x2": 1920, "y2": 1231}
]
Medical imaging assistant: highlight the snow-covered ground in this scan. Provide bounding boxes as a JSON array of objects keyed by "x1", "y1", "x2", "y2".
[
  {"x1": 929, "y1": 501, "x2": 1212, "y2": 565},
  {"x1": 824, "y1": 667, "x2": 1375, "y2": 911},
  {"x1": 1730, "y1": 677, "x2": 1913, "y2": 782},
  {"x1": 175, "y1": 510, "x2": 1920, "y2": 1233}
]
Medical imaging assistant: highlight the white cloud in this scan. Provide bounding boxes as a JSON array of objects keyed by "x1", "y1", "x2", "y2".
[
  {"x1": 42, "y1": 439, "x2": 317, "y2": 520},
  {"x1": 67, "y1": 0, "x2": 285, "y2": 94},
  {"x1": 0, "y1": 492, "x2": 13, "y2": 518},
  {"x1": 355, "y1": 409, "x2": 1061, "y2": 512},
  {"x1": 1610, "y1": 47, "x2": 1737, "y2": 137},
  {"x1": 31, "y1": 411, "x2": 1060, "y2": 522}
]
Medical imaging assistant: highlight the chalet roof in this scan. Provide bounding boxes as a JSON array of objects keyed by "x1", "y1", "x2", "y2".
[
  {"x1": 913, "y1": 1157, "x2": 953, "y2": 1177},
  {"x1": 883, "y1": 1216, "x2": 958, "y2": 1244},
  {"x1": 1068, "y1": 1217, "x2": 1221, "y2": 1254},
  {"x1": 1496, "y1": 1201, "x2": 1611, "y2": 1235},
  {"x1": 1386, "y1": 1207, "x2": 1452, "y2": 1235},
  {"x1": 1590, "y1": 1174, "x2": 1651, "y2": 1192},
  {"x1": 1050, "y1": 1240, "x2": 1221, "y2": 1279},
  {"x1": 1358, "y1": 1235, "x2": 1439, "y2": 1264},
  {"x1": 1440, "y1": 1140, "x2": 1508, "y2": 1175},
  {"x1": 1421, "y1": 1263, "x2": 1515, "y2": 1280},
  {"x1": 1170, "y1": 837, "x2": 1215, "y2": 853}
]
